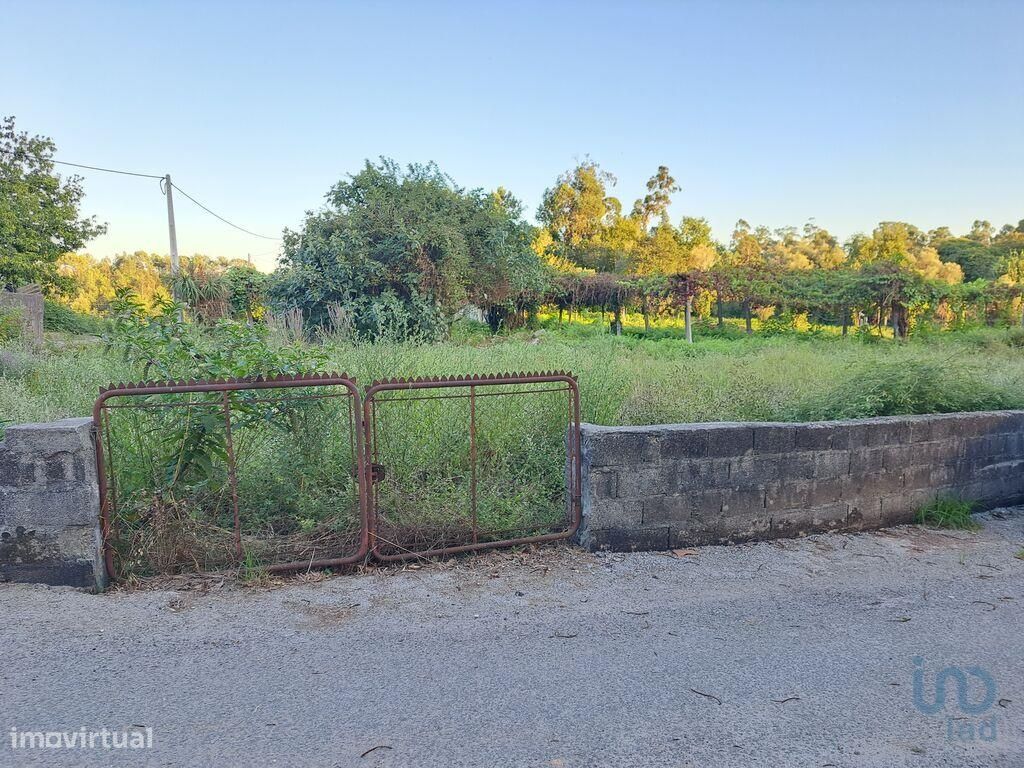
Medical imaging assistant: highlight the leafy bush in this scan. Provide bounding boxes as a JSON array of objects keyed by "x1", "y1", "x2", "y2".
[
  {"x1": 1005, "y1": 327, "x2": 1024, "y2": 348},
  {"x1": 915, "y1": 496, "x2": 979, "y2": 530},
  {"x1": 108, "y1": 291, "x2": 324, "y2": 381},
  {"x1": 102, "y1": 292, "x2": 352, "y2": 576},
  {"x1": 43, "y1": 298, "x2": 106, "y2": 335}
]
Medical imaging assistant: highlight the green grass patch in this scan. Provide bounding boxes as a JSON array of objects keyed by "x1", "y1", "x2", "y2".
[{"x1": 915, "y1": 497, "x2": 980, "y2": 531}]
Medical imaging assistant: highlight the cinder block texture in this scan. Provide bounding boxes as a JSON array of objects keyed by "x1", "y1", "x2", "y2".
[
  {"x1": 0, "y1": 291, "x2": 44, "y2": 346},
  {"x1": 0, "y1": 418, "x2": 106, "y2": 590},
  {"x1": 576, "y1": 413, "x2": 1024, "y2": 552}
]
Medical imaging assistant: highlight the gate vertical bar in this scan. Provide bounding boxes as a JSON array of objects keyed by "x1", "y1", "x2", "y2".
[
  {"x1": 469, "y1": 383, "x2": 478, "y2": 544},
  {"x1": 221, "y1": 389, "x2": 242, "y2": 561}
]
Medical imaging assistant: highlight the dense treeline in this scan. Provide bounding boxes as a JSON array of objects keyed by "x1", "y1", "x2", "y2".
[
  {"x1": 3, "y1": 116, "x2": 1023, "y2": 341},
  {"x1": 268, "y1": 158, "x2": 1024, "y2": 340}
]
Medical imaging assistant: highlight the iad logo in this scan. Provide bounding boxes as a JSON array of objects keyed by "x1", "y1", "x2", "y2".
[{"x1": 912, "y1": 657, "x2": 998, "y2": 742}]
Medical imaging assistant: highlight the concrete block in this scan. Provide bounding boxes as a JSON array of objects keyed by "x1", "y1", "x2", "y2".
[
  {"x1": 848, "y1": 419, "x2": 910, "y2": 449},
  {"x1": 668, "y1": 520, "x2": 724, "y2": 547},
  {"x1": 643, "y1": 493, "x2": 720, "y2": 525},
  {"x1": 843, "y1": 470, "x2": 905, "y2": 499},
  {"x1": 588, "y1": 469, "x2": 618, "y2": 501},
  {"x1": 583, "y1": 527, "x2": 669, "y2": 552},
  {"x1": 707, "y1": 427, "x2": 754, "y2": 457},
  {"x1": 0, "y1": 418, "x2": 104, "y2": 591},
  {"x1": 795, "y1": 423, "x2": 838, "y2": 451},
  {"x1": 659, "y1": 429, "x2": 709, "y2": 460},
  {"x1": 772, "y1": 502, "x2": 848, "y2": 537},
  {"x1": 845, "y1": 498, "x2": 884, "y2": 529},
  {"x1": 849, "y1": 448, "x2": 885, "y2": 474},
  {"x1": 583, "y1": 498, "x2": 643, "y2": 529},
  {"x1": 582, "y1": 426, "x2": 661, "y2": 467},
  {"x1": 0, "y1": 486, "x2": 101, "y2": 527},
  {"x1": 880, "y1": 489, "x2": 936, "y2": 524},
  {"x1": 729, "y1": 455, "x2": 785, "y2": 488},
  {"x1": 1, "y1": 417, "x2": 94, "y2": 456},
  {"x1": 766, "y1": 477, "x2": 844, "y2": 512},
  {"x1": 813, "y1": 450, "x2": 851, "y2": 479},
  {"x1": 752, "y1": 424, "x2": 796, "y2": 454},
  {"x1": 669, "y1": 459, "x2": 731, "y2": 493},
  {"x1": 907, "y1": 417, "x2": 935, "y2": 443},
  {"x1": 914, "y1": 440, "x2": 963, "y2": 465},
  {"x1": 720, "y1": 488, "x2": 765, "y2": 517},
  {"x1": 0, "y1": 457, "x2": 38, "y2": 487}
]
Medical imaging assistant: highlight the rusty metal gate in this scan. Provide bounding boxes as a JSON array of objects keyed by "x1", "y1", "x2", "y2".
[
  {"x1": 93, "y1": 373, "x2": 367, "y2": 580},
  {"x1": 365, "y1": 372, "x2": 582, "y2": 561},
  {"x1": 93, "y1": 370, "x2": 580, "y2": 580}
]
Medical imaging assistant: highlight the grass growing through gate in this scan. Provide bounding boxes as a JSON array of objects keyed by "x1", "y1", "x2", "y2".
[
  {"x1": 914, "y1": 497, "x2": 981, "y2": 531},
  {"x1": 8, "y1": 305, "x2": 1024, "y2": 576}
]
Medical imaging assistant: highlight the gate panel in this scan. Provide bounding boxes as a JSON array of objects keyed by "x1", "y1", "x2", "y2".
[
  {"x1": 364, "y1": 372, "x2": 582, "y2": 561},
  {"x1": 93, "y1": 373, "x2": 367, "y2": 580}
]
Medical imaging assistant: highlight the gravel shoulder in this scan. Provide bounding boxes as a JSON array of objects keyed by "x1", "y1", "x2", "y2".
[{"x1": 2, "y1": 511, "x2": 1023, "y2": 767}]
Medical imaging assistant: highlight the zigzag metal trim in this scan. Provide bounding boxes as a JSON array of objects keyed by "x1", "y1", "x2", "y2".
[
  {"x1": 99, "y1": 369, "x2": 572, "y2": 395},
  {"x1": 366, "y1": 370, "x2": 578, "y2": 388},
  {"x1": 98, "y1": 371, "x2": 353, "y2": 394}
]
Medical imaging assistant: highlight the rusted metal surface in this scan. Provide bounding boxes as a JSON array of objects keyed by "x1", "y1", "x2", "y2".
[
  {"x1": 364, "y1": 372, "x2": 582, "y2": 562},
  {"x1": 93, "y1": 373, "x2": 367, "y2": 580},
  {"x1": 93, "y1": 370, "x2": 581, "y2": 581}
]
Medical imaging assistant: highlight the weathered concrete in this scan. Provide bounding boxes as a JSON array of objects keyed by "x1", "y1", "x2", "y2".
[
  {"x1": 0, "y1": 290, "x2": 44, "y2": 346},
  {"x1": 578, "y1": 412, "x2": 1024, "y2": 551},
  {"x1": 0, "y1": 418, "x2": 105, "y2": 590}
]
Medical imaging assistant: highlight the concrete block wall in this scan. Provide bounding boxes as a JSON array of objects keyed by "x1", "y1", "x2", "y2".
[
  {"x1": 0, "y1": 418, "x2": 106, "y2": 590},
  {"x1": 0, "y1": 291, "x2": 44, "y2": 346},
  {"x1": 578, "y1": 412, "x2": 1024, "y2": 551}
]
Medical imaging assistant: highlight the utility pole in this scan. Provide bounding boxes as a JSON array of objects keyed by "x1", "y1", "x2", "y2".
[
  {"x1": 164, "y1": 174, "x2": 182, "y2": 317},
  {"x1": 164, "y1": 174, "x2": 180, "y2": 278}
]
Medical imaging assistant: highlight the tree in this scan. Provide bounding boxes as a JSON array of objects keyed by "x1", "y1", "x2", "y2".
[
  {"x1": 272, "y1": 159, "x2": 544, "y2": 339},
  {"x1": 0, "y1": 116, "x2": 106, "y2": 290},
  {"x1": 631, "y1": 166, "x2": 679, "y2": 228},
  {"x1": 729, "y1": 221, "x2": 769, "y2": 334},
  {"x1": 56, "y1": 253, "x2": 115, "y2": 313},
  {"x1": 969, "y1": 219, "x2": 994, "y2": 245},
  {"x1": 466, "y1": 189, "x2": 548, "y2": 330},
  {"x1": 537, "y1": 160, "x2": 615, "y2": 264},
  {"x1": 996, "y1": 250, "x2": 1024, "y2": 326}
]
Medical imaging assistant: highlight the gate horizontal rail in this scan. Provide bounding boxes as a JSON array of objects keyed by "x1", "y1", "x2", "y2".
[{"x1": 93, "y1": 370, "x2": 581, "y2": 581}]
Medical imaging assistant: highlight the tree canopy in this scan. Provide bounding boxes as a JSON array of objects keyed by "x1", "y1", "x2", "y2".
[
  {"x1": 270, "y1": 159, "x2": 545, "y2": 338},
  {"x1": 0, "y1": 116, "x2": 106, "y2": 290}
]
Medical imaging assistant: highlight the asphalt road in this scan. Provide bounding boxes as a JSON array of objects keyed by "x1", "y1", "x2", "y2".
[{"x1": 2, "y1": 511, "x2": 1023, "y2": 768}]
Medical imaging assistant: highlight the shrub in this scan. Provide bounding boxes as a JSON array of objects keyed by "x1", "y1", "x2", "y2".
[
  {"x1": 1005, "y1": 327, "x2": 1024, "y2": 348},
  {"x1": 43, "y1": 298, "x2": 106, "y2": 335}
]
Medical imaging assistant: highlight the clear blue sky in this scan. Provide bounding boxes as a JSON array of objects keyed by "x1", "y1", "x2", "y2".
[{"x1": 3, "y1": 0, "x2": 1022, "y2": 270}]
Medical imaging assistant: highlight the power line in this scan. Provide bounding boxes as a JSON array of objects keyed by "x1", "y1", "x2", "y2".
[
  {"x1": 1, "y1": 146, "x2": 280, "y2": 241},
  {"x1": 169, "y1": 182, "x2": 281, "y2": 241},
  {"x1": 0, "y1": 148, "x2": 163, "y2": 179},
  {"x1": 52, "y1": 159, "x2": 164, "y2": 179}
]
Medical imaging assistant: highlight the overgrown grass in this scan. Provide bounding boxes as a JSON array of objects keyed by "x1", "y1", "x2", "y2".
[
  {"x1": 5, "y1": 323, "x2": 1024, "y2": 430},
  {"x1": 914, "y1": 497, "x2": 980, "y2": 531},
  {"x1": 7, "y1": 319, "x2": 1024, "y2": 577}
]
